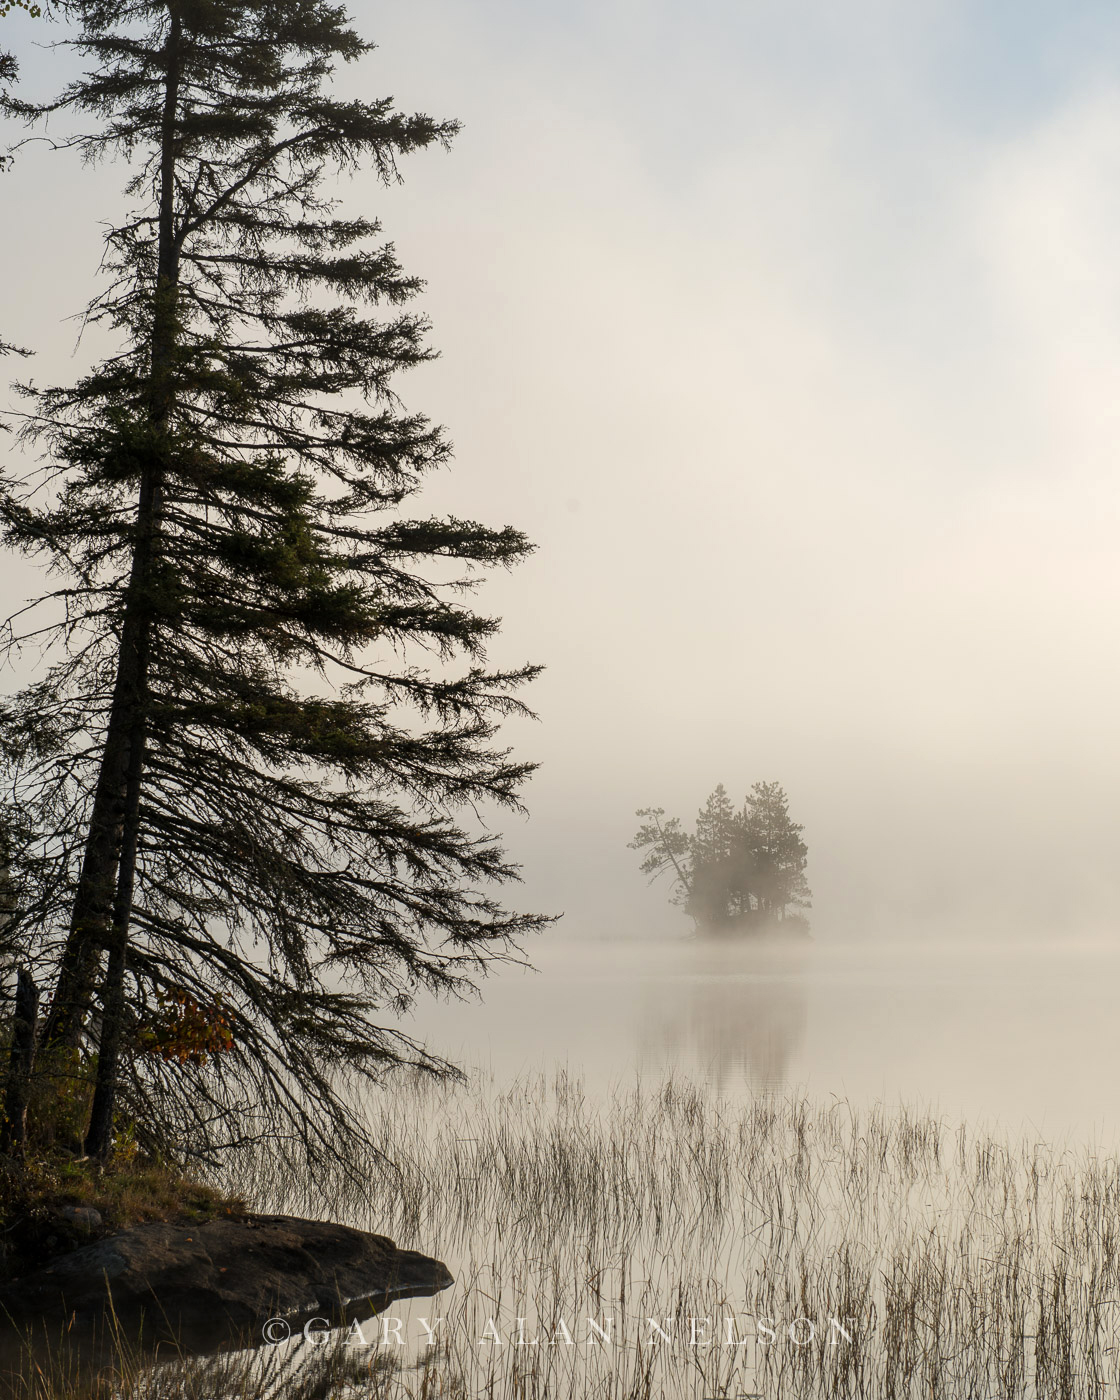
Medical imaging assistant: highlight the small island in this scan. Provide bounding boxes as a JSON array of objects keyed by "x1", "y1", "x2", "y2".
[{"x1": 630, "y1": 782, "x2": 811, "y2": 937}]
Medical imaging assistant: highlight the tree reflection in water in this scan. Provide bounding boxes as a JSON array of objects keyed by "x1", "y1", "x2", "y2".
[{"x1": 638, "y1": 941, "x2": 809, "y2": 1091}]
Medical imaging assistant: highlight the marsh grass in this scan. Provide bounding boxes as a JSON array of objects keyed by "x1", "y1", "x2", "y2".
[
  {"x1": 0, "y1": 1329, "x2": 399, "y2": 1400},
  {"x1": 15, "y1": 1071, "x2": 1120, "y2": 1397}
]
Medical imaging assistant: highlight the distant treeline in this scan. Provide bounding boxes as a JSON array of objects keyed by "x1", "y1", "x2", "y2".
[{"x1": 630, "y1": 783, "x2": 811, "y2": 936}]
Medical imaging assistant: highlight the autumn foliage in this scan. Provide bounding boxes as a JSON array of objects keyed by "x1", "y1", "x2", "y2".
[{"x1": 136, "y1": 991, "x2": 233, "y2": 1067}]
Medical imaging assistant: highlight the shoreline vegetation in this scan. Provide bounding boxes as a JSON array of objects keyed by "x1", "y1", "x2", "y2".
[
  {"x1": 8, "y1": 1069, "x2": 1120, "y2": 1398},
  {"x1": 0, "y1": 1031, "x2": 247, "y2": 1286}
]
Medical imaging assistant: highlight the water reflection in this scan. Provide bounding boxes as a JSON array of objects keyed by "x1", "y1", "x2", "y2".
[
  {"x1": 638, "y1": 940, "x2": 809, "y2": 1090},
  {"x1": 0, "y1": 1326, "x2": 384, "y2": 1400},
  {"x1": 0, "y1": 1295, "x2": 411, "y2": 1399},
  {"x1": 392, "y1": 933, "x2": 1120, "y2": 1145}
]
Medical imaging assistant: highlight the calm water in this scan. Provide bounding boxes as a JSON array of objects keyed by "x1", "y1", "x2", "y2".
[{"x1": 398, "y1": 934, "x2": 1120, "y2": 1146}]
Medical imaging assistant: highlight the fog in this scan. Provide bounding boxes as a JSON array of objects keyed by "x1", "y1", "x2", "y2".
[
  {"x1": 393, "y1": 936, "x2": 1120, "y2": 1145},
  {"x1": 5, "y1": 0, "x2": 1120, "y2": 944}
]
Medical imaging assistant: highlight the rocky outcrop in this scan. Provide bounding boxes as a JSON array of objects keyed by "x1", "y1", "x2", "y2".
[{"x1": 0, "y1": 1214, "x2": 453, "y2": 1358}]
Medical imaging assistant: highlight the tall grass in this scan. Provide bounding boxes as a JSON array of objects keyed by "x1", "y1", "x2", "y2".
[{"x1": 14, "y1": 1071, "x2": 1120, "y2": 1397}]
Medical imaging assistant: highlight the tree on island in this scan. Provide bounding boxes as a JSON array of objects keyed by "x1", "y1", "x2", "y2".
[
  {"x1": 0, "y1": 0, "x2": 548, "y2": 1177},
  {"x1": 630, "y1": 782, "x2": 811, "y2": 936}
]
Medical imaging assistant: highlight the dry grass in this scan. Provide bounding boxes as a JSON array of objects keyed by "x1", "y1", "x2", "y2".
[
  {"x1": 13, "y1": 1071, "x2": 1120, "y2": 1397},
  {"x1": 13, "y1": 1155, "x2": 242, "y2": 1227},
  {"x1": 0, "y1": 1152, "x2": 247, "y2": 1290}
]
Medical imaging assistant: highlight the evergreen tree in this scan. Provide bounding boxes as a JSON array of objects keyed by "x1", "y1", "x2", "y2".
[
  {"x1": 690, "y1": 784, "x2": 736, "y2": 872},
  {"x1": 686, "y1": 784, "x2": 745, "y2": 929},
  {"x1": 0, "y1": 0, "x2": 547, "y2": 1170},
  {"x1": 628, "y1": 807, "x2": 691, "y2": 905},
  {"x1": 740, "y1": 781, "x2": 810, "y2": 921}
]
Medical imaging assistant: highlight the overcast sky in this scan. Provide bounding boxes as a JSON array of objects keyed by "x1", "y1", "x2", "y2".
[{"x1": 5, "y1": 0, "x2": 1120, "y2": 941}]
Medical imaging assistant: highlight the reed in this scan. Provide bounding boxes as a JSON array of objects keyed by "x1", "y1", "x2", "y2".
[{"x1": 14, "y1": 1071, "x2": 1120, "y2": 1397}]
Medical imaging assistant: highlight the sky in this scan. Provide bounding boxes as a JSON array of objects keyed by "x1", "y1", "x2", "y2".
[{"x1": 4, "y1": 0, "x2": 1120, "y2": 942}]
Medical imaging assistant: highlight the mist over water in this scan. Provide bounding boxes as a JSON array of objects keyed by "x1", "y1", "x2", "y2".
[{"x1": 396, "y1": 931, "x2": 1120, "y2": 1148}]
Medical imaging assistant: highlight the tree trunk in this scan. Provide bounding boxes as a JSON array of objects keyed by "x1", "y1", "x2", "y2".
[
  {"x1": 40, "y1": 592, "x2": 159, "y2": 1049},
  {"x1": 1, "y1": 969, "x2": 39, "y2": 1159},
  {"x1": 40, "y1": 9, "x2": 182, "y2": 1054},
  {"x1": 84, "y1": 713, "x2": 148, "y2": 1158}
]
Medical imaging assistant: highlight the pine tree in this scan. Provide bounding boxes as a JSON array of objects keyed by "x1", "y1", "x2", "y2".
[
  {"x1": 628, "y1": 807, "x2": 692, "y2": 904},
  {"x1": 687, "y1": 784, "x2": 741, "y2": 929},
  {"x1": 690, "y1": 784, "x2": 736, "y2": 872},
  {"x1": 0, "y1": 0, "x2": 547, "y2": 1171},
  {"x1": 740, "y1": 781, "x2": 811, "y2": 922}
]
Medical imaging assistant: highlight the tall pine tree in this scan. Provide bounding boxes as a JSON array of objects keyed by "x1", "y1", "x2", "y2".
[
  {"x1": 740, "y1": 781, "x2": 810, "y2": 921},
  {"x1": 687, "y1": 783, "x2": 745, "y2": 928},
  {"x1": 0, "y1": 0, "x2": 547, "y2": 1170}
]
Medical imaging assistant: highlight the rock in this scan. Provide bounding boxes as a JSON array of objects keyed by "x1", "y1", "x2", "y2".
[
  {"x1": 59, "y1": 1206, "x2": 102, "y2": 1231},
  {"x1": 0, "y1": 1214, "x2": 453, "y2": 1358}
]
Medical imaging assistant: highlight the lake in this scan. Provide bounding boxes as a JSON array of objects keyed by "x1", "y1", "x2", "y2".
[{"x1": 396, "y1": 933, "x2": 1120, "y2": 1147}]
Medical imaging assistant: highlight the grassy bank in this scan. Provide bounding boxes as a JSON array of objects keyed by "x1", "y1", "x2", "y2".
[
  {"x1": 0, "y1": 1153, "x2": 246, "y2": 1283},
  {"x1": 12, "y1": 1070, "x2": 1120, "y2": 1397}
]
